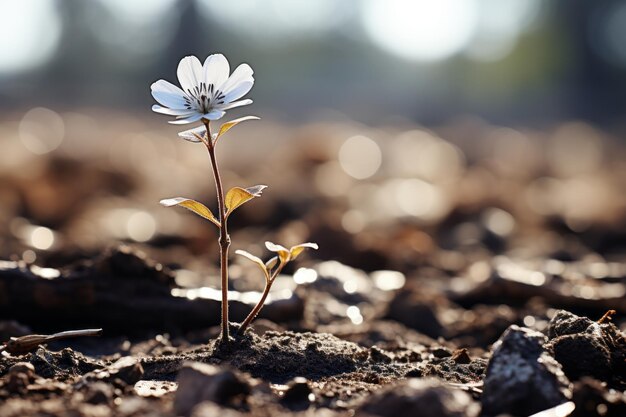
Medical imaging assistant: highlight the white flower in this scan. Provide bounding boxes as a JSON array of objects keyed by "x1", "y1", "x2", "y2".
[{"x1": 151, "y1": 54, "x2": 254, "y2": 125}]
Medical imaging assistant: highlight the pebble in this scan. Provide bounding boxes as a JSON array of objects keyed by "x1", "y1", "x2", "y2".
[
  {"x1": 174, "y1": 362, "x2": 250, "y2": 417},
  {"x1": 356, "y1": 378, "x2": 478, "y2": 417},
  {"x1": 84, "y1": 381, "x2": 114, "y2": 405},
  {"x1": 281, "y1": 377, "x2": 313, "y2": 411},
  {"x1": 546, "y1": 310, "x2": 613, "y2": 381},
  {"x1": 6, "y1": 362, "x2": 36, "y2": 394},
  {"x1": 481, "y1": 325, "x2": 572, "y2": 416}
]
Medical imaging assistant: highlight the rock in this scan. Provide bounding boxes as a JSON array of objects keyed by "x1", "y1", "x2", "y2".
[
  {"x1": 481, "y1": 325, "x2": 571, "y2": 416},
  {"x1": 280, "y1": 377, "x2": 313, "y2": 411},
  {"x1": 84, "y1": 381, "x2": 114, "y2": 405},
  {"x1": 386, "y1": 289, "x2": 445, "y2": 338},
  {"x1": 550, "y1": 333, "x2": 612, "y2": 381},
  {"x1": 547, "y1": 310, "x2": 597, "y2": 339},
  {"x1": 108, "y1": 357, "x2": 144, "y2": 385},
  {"x1": 451, "y1": 348, "x2": 471, "y2": 364},
  {"x1": 174, "y1": 362, "x2": 250, "y2": 416},
  {"x1": 546, "y1": 310, "x2": 614, "y2": 382},
  {"x1": 83, "y1": 356, "x2": 144, "y2": 387},
  {"x1": 6, "y1": 362, "x2": 36, "y2": 394},
  {"x1": 133, "y1": 380, "x2": 177, "y2": 398},
  {"x1": 356, "y1": 378, "x2": 478, "y2": 417}
]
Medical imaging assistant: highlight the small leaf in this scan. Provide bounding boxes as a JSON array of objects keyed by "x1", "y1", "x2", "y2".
[
  {"x1": 177, "y1": 126, "x2": 207, "y2": 143},
  {"x1": 265, "y1": 256, "x2": 278, "y2": 271},
  {"x1": 225, "y1": 185, "x2": 267, "y2": 218},
  {"x1": 160, "y1": 197, "x2": 220, "y2": 227},
  {"x1": 235, "y1": 249, "x2": 269, "y2": 281},
  {"x1": 216, "y1": 116, "x2": 260, "y2": 143},
  {"x1": 265, "y1": 241, "x2": 290, "y2": 264},
  {"x1": 290, "y1": 242, "x2": 319, "y2": 260}
]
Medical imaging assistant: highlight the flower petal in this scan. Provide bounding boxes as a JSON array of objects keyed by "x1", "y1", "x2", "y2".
[
  {"x1": 177, "y1": 56, "x2": 203, "y2": 96},
  {"x1": 204, "y1": 54, "x2": 230, "y2": 91},
  {"x1": 151, "y1": 80, "x2": 188, "y2": 109},
  {"x1": 222, "y1": 81, "x2": 253, "y2": 103},
  {"x1": 152, "y1": 105, "x2": 195, "y2": 117},
  {"x1": 177, "y1": 126, "x2": 206, "y2": 143},
  {"x1": 215, "y1": 99, "x2": 253, "y2": 111},
  {"x1": 168, "y1": 113, "x2": 204, "y2": 125},
  {"x1": 204, "y1": 109, "x2": 226, "y2": 120},
  {"x1": 219, "y1": 63, "x2": 254, "y2": 101}
]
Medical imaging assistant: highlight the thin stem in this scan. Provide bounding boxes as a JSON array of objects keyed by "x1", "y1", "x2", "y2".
[
  {"x1": 239, "y1": 262, "x2": 286, "y2": 334},
  {"x1": 203, "y1": 119, "x2": 231, "y2": 343}
]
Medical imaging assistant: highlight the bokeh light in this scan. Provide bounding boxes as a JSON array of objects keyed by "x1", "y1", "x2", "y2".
[
  {"x1": 0, "y1": 1, "x2": 62, "y2": 74},
  {"x1": 362, "y1": 0, "x2": 478, "y2": 62},
  {"x1": 18, "y1": 108, "x2": 65, "y2": 155},
  {"x1": 338, "y1": 135, "x2": 382, "y2": 180}
]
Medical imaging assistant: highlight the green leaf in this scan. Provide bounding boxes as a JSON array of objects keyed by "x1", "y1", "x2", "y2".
[
  {"x1": 225, "y1": 185, "x2": 267, "y2": 218},
  {"x1": 265, "y1": 241, "x2": 290, "y2": 264},
  {"x1": 215, "y1": 116, "x2": 260, "y2": 143},
  {"x1": 289, "y1": 242, "x2": 319, "y2": 260},
  {"x1": 235, "y1": 249, "x2": 270, "y2": 281},
  {"x1": 159, "y1": 197, "x2": 220, "y2": 227}
]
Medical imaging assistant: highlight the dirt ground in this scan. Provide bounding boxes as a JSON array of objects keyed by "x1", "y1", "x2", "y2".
[{"x1": 1, "y1": 116, "x2": 625, "y2": 416}]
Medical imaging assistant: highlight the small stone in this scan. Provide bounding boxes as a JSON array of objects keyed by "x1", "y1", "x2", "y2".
[
  {"x1": 481, "y1": 325, "x2": 572, "y2": 416},
  {"x1": 431, "y1": 347, "x2": 452, "y2": 359},
  {"x1": 134, "y1": 380, "x2": 177, "y2": 398},
  {"x1": 546, "y1": 310, "x2": 614, "y2": 382},
  {"x1": 550, "y1": 333, "x2": 612, "y2": 381},
  {"x1": 174, "y1": 362, "x2": 250, "y2": 417},
  {"x1": 281, "y1": 377, "x2": 313, "y2": 411},
  {"x1": 451, "y1": 348, "x2": 471, "y2": 364},
  {"x1": 370, "y1": 347, "x2": 392, "y2": 363},
  {"x1": 84, "y1": 381, "x2": 114, "y2": 405},
  {"x1": 108, "y1": 357, "x2": 144, "y2": 385},
  {"x1": 8, "y1": 362, "x2": 35, "y2": 376},
  {"x1": 6, "y1": 362, "x2": 36, "y2": 394},
  {"x1": 356, "y1": 378, "x2": 478, "y2": 417}
]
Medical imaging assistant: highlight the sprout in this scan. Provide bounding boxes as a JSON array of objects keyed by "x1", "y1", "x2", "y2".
[{"x1": 236, "y1": 241, "x2": 318, "y2": 333}]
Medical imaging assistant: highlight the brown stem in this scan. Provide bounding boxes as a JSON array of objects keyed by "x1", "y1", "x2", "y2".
[
  {"x1": 239, "y1": 281, "x2": 272, "y2": 333},
  {"x1": 204, "y1": 119, "x2": 231, "y2": 343},
  {"x1": 239, "y1": 263, "x2": 286, "y2": 334}
]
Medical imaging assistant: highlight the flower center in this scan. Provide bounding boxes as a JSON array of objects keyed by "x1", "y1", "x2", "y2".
[{"x1": 183, "y1": 83, "x2": 226, "y2": 114}]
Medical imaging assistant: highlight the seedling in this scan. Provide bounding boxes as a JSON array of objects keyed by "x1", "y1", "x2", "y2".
[
  {"x1": 151, "y1": 54, "x2": 317, "y2": 343},
  {"x1": 236, "y1": 241, "x2": 318, "y2": 333}
]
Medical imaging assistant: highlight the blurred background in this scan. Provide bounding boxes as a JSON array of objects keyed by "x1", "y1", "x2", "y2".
[
  {"x1": 0, "y1": 0, "x2": 625, "y2": 284},
  {"x1": 3, "y1": 0, "x2": 626, "y2": 124}
]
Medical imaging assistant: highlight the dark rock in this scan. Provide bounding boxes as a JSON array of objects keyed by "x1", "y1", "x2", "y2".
[
  {"x1": 432, "y1": 347, "x2": 452, "y2": 358},
  {"x1": 547, "y1": 310, "x2": 625, "y2": 384},
  {"x1": 356, "y1": 378, "x2": 478, "y2": 417},
  {"x1": 369, "y1": 347, "x2": 392, "y2": 363},
  {"x1": 386, "y1": 289, "x2": 445, "y2": 338},
  {"x1": 174, "y1": 362, "x2": 250, "y2": 416},
  {"x1": 280, "y1": 377, "x2": 313, "y2": 411},
  {"x1": 108, "y1": 357, "x2": 144, "y2": 385},
  {"x1": 481, "y1": 325, "x2": 571, "y2": 416},
  {"x1": 83, "y1": 356, "x2": 143, "y2": 387},
  {"x1": 550, "y1": 333, "x2": 612, "y2": 381},
  {"x1": 451, "y1": 348, "x2": 471, "y2": 364},
  {"x1": 547, "y1": 310, "x2": 598, "y2": 339}
]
